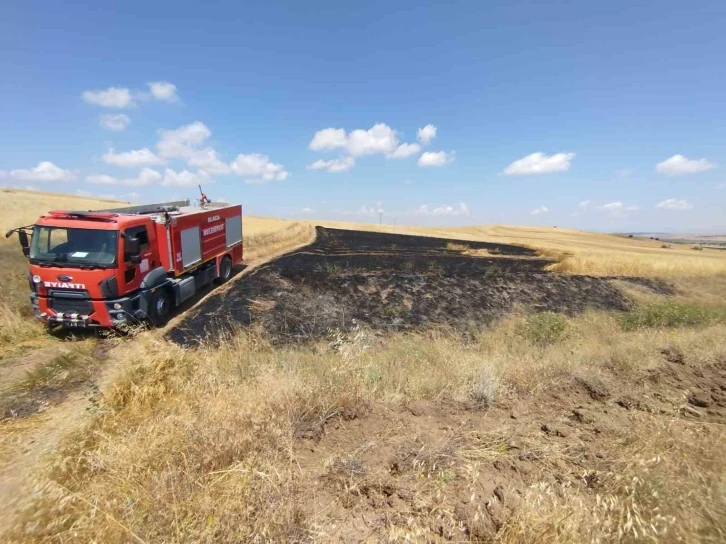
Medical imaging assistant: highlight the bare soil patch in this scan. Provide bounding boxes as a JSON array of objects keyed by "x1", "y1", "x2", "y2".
[
  {"x1": 294, "y1": 356, "x2": 726, "y2": 541},
  {"x1": 169, "y1": 227, "x2": 651, "y2": 346}
]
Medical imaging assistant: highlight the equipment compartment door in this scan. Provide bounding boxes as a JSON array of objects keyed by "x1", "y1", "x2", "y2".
[
  {"x1": 225, "y1": 215, "x2": 242, "y2": 247},
  {"x1": 180, "y1": 227, "x2": 201, "y2": 268}
]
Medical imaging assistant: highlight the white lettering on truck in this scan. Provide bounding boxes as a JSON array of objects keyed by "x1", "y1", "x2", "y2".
[
  {"x1": 202, "y1": 224, "x2": 225, "y2": 236},
  {"x1": 43, "y1": 281, "x2": 86, "y2": 289},
  {"x1": 208, "y1": 215, "x2": 220, "y2": 223}
]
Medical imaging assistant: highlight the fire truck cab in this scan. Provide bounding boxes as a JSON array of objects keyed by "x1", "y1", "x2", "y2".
[{"x1": 6, "y1": 200, "x2": 243, "y2": 329}]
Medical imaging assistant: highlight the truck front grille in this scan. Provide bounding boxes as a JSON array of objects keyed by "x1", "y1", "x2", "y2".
[{"x1": 49, "y1": 290, "x2": 94, "y2": 315}]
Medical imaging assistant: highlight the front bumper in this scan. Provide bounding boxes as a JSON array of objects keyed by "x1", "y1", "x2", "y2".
[{"x1": 32, "y1": 291, "x2": 149, "y2": 328}]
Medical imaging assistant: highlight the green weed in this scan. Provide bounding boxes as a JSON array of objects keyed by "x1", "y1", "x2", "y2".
[
  {"x1": 516, "y1": 312, "x2": 568, "y2": 345},
  {"x1": 619, "y1": 301, "x2": 726, "y2": 331}
]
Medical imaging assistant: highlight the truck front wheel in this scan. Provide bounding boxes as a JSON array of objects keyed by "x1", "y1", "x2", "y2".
[
  {"x1": 215, "y1": 255, "x2": 233, "y2": 284},
  {"x1": 149, "y1": 289, "x2": 171, "y2": 327}
]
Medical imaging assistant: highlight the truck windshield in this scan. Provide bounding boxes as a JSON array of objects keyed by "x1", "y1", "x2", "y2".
[{"x1": 30, "y1": 226, "x2": 118, "y2": 268}]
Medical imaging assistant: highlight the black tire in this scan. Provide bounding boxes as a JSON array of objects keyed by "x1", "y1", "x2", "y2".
[
  {"x1": 149, "y1": 289, "x2": 171, "y2": 327},
  {"x1": 215, "y1": 255, "x2": 233, "y2": 284}
]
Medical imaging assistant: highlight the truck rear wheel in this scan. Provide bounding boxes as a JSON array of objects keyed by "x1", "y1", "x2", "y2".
[
  {"x1": 215, "y1": 255, "x2": 233, "y2": 284},
  {"x1": 149, "y1": 289, "x2": 171, "y2": 327}
]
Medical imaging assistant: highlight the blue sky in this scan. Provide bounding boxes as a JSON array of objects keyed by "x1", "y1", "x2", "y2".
[{"x1": 1, "y1": 1, "x2": 725, "y2": 232}]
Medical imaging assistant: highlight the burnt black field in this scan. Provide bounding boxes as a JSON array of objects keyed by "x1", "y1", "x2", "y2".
[{"x1": 168, "y1": 227, "x2": 640, "y2": 346}]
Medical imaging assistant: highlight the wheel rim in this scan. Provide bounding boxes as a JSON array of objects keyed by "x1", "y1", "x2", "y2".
[{"x1": 156, "y1": 295, "x2": 168, "y2": 316}]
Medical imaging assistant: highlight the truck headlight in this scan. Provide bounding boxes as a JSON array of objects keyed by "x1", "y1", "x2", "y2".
[{"x1": 113, "y1": 303, "x2": 122, "y2": 310}]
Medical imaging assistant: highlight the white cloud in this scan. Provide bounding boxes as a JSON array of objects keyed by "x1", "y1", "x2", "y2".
[
  {"x1": 84, "y1": 174, "x2": 117, "y2": 185},
  {"x1": 417, "y1": 124, "x2": 437, "y2": 145},
  {"x1": 579, "y1": 200, "x2": 590, "y2": 210},
  {"x1": 10, "y1": 161, "x2": 77, "y2": 182},
  {"x1": 655, "y1": 155, "x2": 715, "y2": 176},
  {"x1": 388, "y1": 143, "x2": 421, "y2": 159},
  {"x1": 418, "y1": 150, "x2": 454, "y2": 167},
  {"x1": 656, "y1": 198, "x2": 693, "y2": 211},
  {"x1": 307, "y1": 156, "x2": 355, "y2": 173},
  {"x1": 339, "y1": 202, "x2": 385, "y2": 217},
  {"x1": 157, "y1": 122, "x2": 230, "y2": 174},
  {"x1": 230, "y1": 153, "x2": 288, "y2": 184},
  {"x1": 503, "y1": 152, "x2": 575, "y2": 175},
  {"x1": 102, "y1": 147, "x2": 164, "y2": 168},
  {"x1": 309, "y1": 128, "x2": 348, "y2": 151},
  {"x1": 82, "y1": 87, "x2": 133, "y2": 108},
  {"x1": 99, "y1": 113, "x2": 131, "y2": 132},
  {"x1": 596, "y1": 201, "x2": 639, "y2": 216},
  {"x1": 187, "y1": 147, "x2": 230, "y2": 174},
  {"x1": 308, "y1": 123, "x2": 429, "y2": 170},
  {"x1": 302, "y1": 207, "x2": 313, "y2": 213},
  {"x1": 309, "y1": 123, "x2": 422, "y2": 157},
  {"x1": 148, "y1": 81, "x2": 179, "y2": 102},
  {"x1": 161, "y1": 168, "x2": 210, "y2": 187},
  {"x1": 347, "y1": 124, "x2": 399, "y2": 157},
  {"x1": 157, "y1": 122, "x2": 211, "y2": 156},
  {"x1": 530, "y1": 205, "x2": 548, "y2": 215},
  {"x1": 412, "y1": 202, "x2": 470, "y2": 217},
  {"x1": 86, "y1": 168, "x2": 162, "y2": 187}
]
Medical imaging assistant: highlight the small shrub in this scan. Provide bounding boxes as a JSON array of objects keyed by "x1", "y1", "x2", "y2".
[
  {"x1": 517, "y1": 312, "x2": 568, "y2": 345},
  {"x1": 446, "y1": 242, "x2": 470, "y2": 252},
  {"x1": 619, "y1": 301, "x2": 725, "y2": 331},
  {"x1": 470, "y1": 365, "x2": 499, "y2": 406}
]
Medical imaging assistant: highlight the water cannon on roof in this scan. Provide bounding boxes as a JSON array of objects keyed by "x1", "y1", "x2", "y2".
[{"x1": 199, "y1": 185, "x2": 211, "y2": 207}]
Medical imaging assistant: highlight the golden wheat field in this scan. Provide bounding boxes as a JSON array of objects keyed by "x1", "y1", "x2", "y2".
[
  {"x1": 1, "y1": 188, "x2": 725, "y2": 543},
  {"x1": 4, "y1": 187, "x2": 726, "y2": 278}
]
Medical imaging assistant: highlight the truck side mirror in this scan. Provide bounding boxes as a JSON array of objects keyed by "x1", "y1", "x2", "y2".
[
  {"x1": 18, "y1": 230, "x2": 30, "y2": 258},
  {"x1": 124, "y1": 236, "x2": 141, "y2": 262}
]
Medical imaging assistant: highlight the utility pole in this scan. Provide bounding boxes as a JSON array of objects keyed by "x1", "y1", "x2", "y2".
[{"x1": 379, "y1": 212, "x2": 382, "y2": 224}]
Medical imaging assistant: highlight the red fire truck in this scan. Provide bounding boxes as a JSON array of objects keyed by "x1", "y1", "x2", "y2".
[{"x1": 5, "y1": 196, "x2": 243, "y2": 329}]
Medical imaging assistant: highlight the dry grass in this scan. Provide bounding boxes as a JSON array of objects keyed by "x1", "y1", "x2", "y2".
[
  {"x1": 0, "y1": 188, "x2": 125, "y2": 234},
  {"x1": 460, "y1": 225, "x2": 726, "y2": 278},
  {"x1": 500, "y1": 419, "x2": 726, "y2": 543},
  {"x1": 3, "y1": 189, "x2": 726, "y2": 541},
  {"x1": 4, "y1": 188, "x2": 726, "y2": 278},
  {"x1": 303, "y1": 220, "x2": 726, "y2": 278},
  {"x1": 242, "y1": 216, "x2": 314, "y2": 262},
  {"x1": 6, "y1": 304, "x2": 726, "y2": 541}
]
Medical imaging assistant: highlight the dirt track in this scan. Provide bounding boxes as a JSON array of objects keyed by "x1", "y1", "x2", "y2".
[{"x1": 169, "y1": 228, "x2": 651, "y2": 346}]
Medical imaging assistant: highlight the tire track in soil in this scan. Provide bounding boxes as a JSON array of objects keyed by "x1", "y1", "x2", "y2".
[
  {"x1": 0, "y1": 224, "x2": 317, "y2": 532},
  {"x1": 0, "y1": 340, "x2": 114, "y2": 534},
  {"x1": 168, "y1": 227, "x2": 651, "y2": 346}
]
